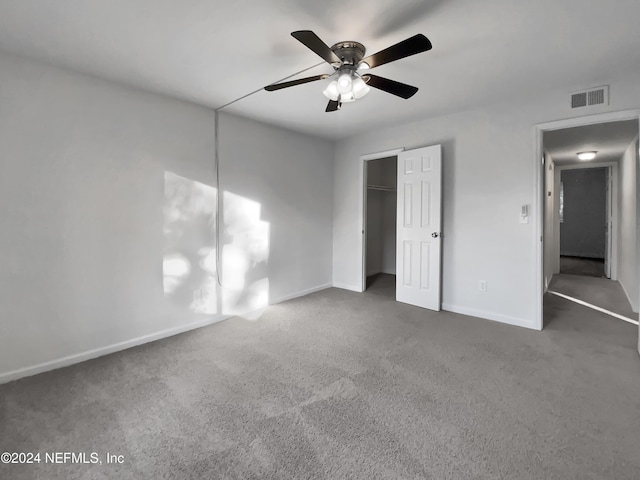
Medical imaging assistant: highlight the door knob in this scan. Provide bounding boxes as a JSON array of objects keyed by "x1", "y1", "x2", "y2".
[{"x1": 431, "y1": 232, "x2": 440, "y2": 238}]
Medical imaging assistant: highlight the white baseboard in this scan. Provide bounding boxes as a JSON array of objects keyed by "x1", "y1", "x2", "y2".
[
  {"x1": 0, "y1": 315, "x2": 231, "y2": 385},
  {"x1": 442, "y1": 303, "x2": 538, "y2": 331},
  {"x1": 271, "y1": 283, "x2": 332, "y2": 304},
  {"x1": 0, "y1": 282, "x2": 333, "y2": 385},
  {"x1": 618, "y1": 279, "x2": 639, "y2": 314},
  {"x1": 332, "y1": 282, "x2": 362, "y2": 292}
]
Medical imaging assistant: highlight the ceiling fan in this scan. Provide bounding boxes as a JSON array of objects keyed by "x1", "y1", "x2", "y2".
[{"x1": 264, "y1": 31, "x2": 433, "y2": 112}]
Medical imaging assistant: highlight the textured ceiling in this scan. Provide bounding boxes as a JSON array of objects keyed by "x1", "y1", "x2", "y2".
[
  {"x1": 1, "y1": 0, "x2": 640, "y2": 139},
  {"x1": 544, "y1": 120, "x2": 639, "y2": 166}
]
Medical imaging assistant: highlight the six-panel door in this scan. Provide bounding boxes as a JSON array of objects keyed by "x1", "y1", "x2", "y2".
[{"x1": 396, "y1": 145, "x2": 442, "y2": 310}]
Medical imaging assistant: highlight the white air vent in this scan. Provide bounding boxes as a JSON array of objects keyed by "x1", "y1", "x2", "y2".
[{"x1": 570, "y1": 86, "x2": 609, "y2": 109}]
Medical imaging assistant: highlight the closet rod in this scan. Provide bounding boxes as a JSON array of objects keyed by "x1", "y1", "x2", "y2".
[{"x1": 367, "y1": 184, "x2": 396, "y2": 192}]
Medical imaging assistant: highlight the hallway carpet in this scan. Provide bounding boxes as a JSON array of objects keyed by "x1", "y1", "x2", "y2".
[
  {"x1": 560, "y1": 255, "x2": 605, "y2": 277},
  {"x1": 1, "y1": 283, "x2": 639, "y2": 479},
  {"x1": 549, "y1": 273, "x2": 638, "y2": 321}
]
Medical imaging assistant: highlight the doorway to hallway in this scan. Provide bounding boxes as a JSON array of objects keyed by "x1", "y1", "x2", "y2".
[{"x1": 540, "y1": 118, "x2": 639, "y2": 327}]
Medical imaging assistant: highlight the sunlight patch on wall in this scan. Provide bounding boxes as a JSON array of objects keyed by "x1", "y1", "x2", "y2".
[
  {"x1": 163, "y1": 253, "x2": 191, "y2": 294},
  {"x1": 163, "y1": 172, "x2": 270, "y2": 318},
  {"x1": 221, "y1": 191, "x2": 270, "y2": 318},
  {"x1": 163, "y1": 171, "x2": 218, "y2": 314}
]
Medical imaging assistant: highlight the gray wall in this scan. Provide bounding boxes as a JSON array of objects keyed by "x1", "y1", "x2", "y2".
[
  {"x1": 0, "y1": 51, "x2": 334, "y2": 382},
  {"x1": 618, "y1": 138, "x2": 638, "y2": 312},
  {"x1": 381, "y1": 185, "x2": 397, "y2": 275},
  {"x1": 560, "y1": 168, "x2": 607, "y2": 259}
]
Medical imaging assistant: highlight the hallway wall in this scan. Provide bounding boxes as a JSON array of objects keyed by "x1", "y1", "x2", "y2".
[{"x1": 618, "y1": 138, "x2": 639, "y2": 312}]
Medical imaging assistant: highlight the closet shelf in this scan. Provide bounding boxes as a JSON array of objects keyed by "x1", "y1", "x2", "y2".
[{"x1": 367, "y1": 184, "x2": 396, "y2": 192}]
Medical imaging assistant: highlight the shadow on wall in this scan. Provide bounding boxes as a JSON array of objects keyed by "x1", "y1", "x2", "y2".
[{"x1": 162, "y1": 171, "x2": 270, "y2": 319}]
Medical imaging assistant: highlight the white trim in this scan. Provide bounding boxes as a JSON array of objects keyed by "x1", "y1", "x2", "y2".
[
  {"x1": 360, "y1": 148, "x2": 404, "y2": 161},
  {"x1": 0, "y1": 283, "x2": 333, "y2": 385},
  {"x1": 271, "y1": 283, "x2": 332, "y2": 304},
  {"x1": 360, "y1": 147, "x2": 404, "y2": 292},
  {"x1": 618, "y1": 280, "x2": 640, "y2": 314},
  {"x1": 556, "y1": 161, "x2": 617, "y2": 171},
  {"x1": 534, "y1": 127, "x2": 544, "y2": 331},
  {"x1": 0, "y1": 315, "x2": 231, "y2": 385},
  {"x1": 362, "y1": 158, "x2": 368, "y2": 292},
  {"x1": 548, "y1": 291, "x2": 638, "y2": 325},
  {"x1": 536, "y1": 110, "x2": 640, "y2": 132},
  {"x1": 332, "y1": 282, "x2": 362, "y2": 292},
  {"x1": 533, "y1": 109, "x2": 640, "y2": 331},
  {"x1": 442, "y1": 303, "x2": 538, "y2": 330}
]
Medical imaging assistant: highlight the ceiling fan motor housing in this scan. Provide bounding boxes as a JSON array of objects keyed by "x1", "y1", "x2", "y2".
[{"x1": 330, "y1": 41, "x2": 366, "y2": 69}]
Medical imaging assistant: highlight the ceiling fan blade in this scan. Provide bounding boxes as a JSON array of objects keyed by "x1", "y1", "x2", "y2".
[
  {"x1": 264, "y1": 74, "x2": 328, "y2": 91},
  {"x1": 360, "y1": 34, "x2": 432, "y2": 69},
  {"x1": 325, "y1": 99, "x2": 341, "y2": 112},
  {"x1": 292, "y1": 30, "x2": 342, "y2": 65},
  {"x1": 363, "y1": 74, "x2": 418, "y2": 99}
]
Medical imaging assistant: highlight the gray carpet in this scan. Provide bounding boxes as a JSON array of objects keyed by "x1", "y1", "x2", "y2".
[
  {"x1": 560, "y1": 256, "x2": 605, "y2": 277},
  {"x1": 1, "y1": 279, "x2": 640, "y2": 479},
  {"x1": 549, "y1": 273, "x2": 639, "y2": 320},
  {"x1": 365, "y1": 273, "x2": 396, "y2": 298}
]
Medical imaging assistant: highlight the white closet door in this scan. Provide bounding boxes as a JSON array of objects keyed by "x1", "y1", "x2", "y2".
[{"x1": 396, "y1": 145, "x2": 442, "y2": 311}]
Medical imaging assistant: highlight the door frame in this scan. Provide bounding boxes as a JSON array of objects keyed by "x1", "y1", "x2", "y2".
[
  {"x1": 533, "y1": 109, "x2": 640, "y2": 330},
  {"x1": 360, "y1": 148, "x2": 404, "y2": 292},
  {"x1": 555, "y1": 162, "x2": 619, "y2": 279}
]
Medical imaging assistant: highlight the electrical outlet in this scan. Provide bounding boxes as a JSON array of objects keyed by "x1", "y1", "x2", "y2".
[{"x1": 479, "y1": 280, "x2": 487, "y2": 292}]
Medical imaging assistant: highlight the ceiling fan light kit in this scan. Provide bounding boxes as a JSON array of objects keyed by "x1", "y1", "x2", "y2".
[
  {"x1": 323, "y1": 73, "x2": 370, "y2": 103},
  {"x1": 265, "y1": 30, "x2": 432, "y2": 112}
]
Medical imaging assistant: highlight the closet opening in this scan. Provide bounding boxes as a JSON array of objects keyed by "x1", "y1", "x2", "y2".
[{"x1": 363, "y1": 155, "x2": 397, "y2": 294}]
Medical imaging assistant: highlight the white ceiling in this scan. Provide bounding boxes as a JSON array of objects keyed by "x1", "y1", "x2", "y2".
[
  {"x1": 544, "y1": 120, "x2": 639, "y2": 166},
  {"x1": 1, "y1": 0, "x2": 640, "y2": 139}
]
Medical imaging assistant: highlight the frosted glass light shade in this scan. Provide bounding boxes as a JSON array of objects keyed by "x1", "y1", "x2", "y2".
[
  {"x1": 352, "y1": 77, "x2": 370, "y2": 99},
  {"x1": 322, "y1": 80, "x2": 339, "y2": 101},
  {"x1": 337, "y1": 72, "x2": 353, "y2": 94},
  {"x1": 340, "y1": 92, "x2": 356, "y2": 103}
]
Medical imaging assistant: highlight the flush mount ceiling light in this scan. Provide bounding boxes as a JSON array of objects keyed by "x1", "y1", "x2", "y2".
[
  {"x1": 264, "y1": 31, "x2": 432, "y2": 112},
  {"x1": 577, "y1": 151, "x2": 597, "y2": 161}
]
